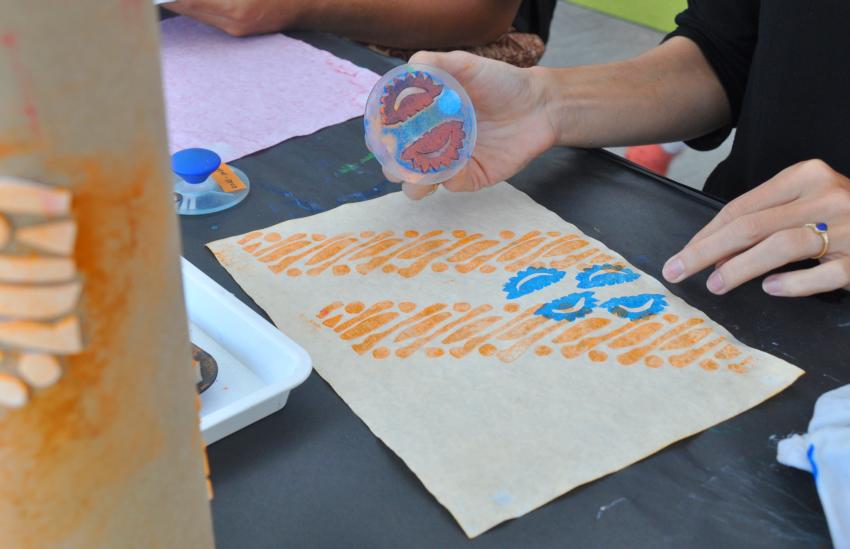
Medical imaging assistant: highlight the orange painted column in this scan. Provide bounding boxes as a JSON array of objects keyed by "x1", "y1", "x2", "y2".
[{"x1": 0, "y1": 2, "x2": 214, "y2": 547}]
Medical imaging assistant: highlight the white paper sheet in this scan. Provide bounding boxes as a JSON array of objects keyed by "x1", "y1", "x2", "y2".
[{"x1": 208, "y1": 183, "x2": 803, "y2": 537}]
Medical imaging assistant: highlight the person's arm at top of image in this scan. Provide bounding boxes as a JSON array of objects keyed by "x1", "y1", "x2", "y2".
[
  {"x1": 165, "y1": 0, "x2": 522, "y2": 49},
  {"x1": 391, "y1": 1, "x2": 850, "y2": 297}
]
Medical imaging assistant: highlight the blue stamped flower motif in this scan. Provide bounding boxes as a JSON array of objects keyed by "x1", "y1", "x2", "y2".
[
  {"x1": 535, "y1": 291, "x2": 598, "y2": 322},
  {"x1": 503, "y1": 267, "x2": 566, "y2": 300},
  {"x1": 576, "y1": 263, "x2": 640, "y2": 289},
  {"x1": 601, "y1": 294, "x2": 668, "y2": 321}
]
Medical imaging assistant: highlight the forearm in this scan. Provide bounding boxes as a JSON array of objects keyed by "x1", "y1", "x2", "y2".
[
  {"x1": 535, "y1": 37, "x2": 732, "y2": 148},
  {"x1": 291, "y1": 0, "x2": 521, "y2": 49}
]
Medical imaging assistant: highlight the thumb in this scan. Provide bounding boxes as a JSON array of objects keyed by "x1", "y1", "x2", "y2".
[{"x1": 408, "y1": 50, "x2": 483, "y2": 84}]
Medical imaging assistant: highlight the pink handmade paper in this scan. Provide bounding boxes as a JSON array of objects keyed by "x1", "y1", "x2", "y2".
[{"x1": 159, "y1": 16, "x2": 379, "y2": 162}]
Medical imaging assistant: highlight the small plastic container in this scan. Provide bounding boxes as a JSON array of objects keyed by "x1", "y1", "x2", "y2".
[
  {"x1": 364, "y1": 63, "x2": 476, "y2": 185},
  {"x1": 172, "y1": 148, "x2": 250, "y2": 215}
]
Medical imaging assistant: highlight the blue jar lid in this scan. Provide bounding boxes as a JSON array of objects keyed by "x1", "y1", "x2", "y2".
[{"x1": 172, "y1": 148, "x2": 221, "y2": 184}]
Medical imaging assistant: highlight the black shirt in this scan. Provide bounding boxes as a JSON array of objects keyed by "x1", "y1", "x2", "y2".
[
  {"x1": 514, "y1": 0, "x2": 558, "y2": 43},
  {"x1": 668, "y1": 1, "x2": 850, "y2": 201}
]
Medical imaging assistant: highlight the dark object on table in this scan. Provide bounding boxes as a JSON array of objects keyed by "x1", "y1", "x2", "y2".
[{"x1": 193, "y1": 343, "x2": 218, "y2": 394}]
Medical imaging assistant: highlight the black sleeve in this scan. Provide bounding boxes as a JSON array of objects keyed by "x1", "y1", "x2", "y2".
[
  {"x1": 665, "y1": 0, "x2": 760, "y2": 149},
  {"x1": 513, "y1": 0, "x2": 558, "y2": 43}
]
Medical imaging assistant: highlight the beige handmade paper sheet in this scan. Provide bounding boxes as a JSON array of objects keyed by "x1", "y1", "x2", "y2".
[{"x1": 209, "y1": 183, "x2": 802, "y2": 537}]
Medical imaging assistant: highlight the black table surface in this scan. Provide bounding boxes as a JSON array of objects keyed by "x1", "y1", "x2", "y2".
[{"x1": 176, "y1": 29, "x2": 848, "y2": 549}]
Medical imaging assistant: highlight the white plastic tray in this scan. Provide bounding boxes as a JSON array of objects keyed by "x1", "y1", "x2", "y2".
[{"x1": 182, "y1": 259, "x2": 312, "y2": 444}]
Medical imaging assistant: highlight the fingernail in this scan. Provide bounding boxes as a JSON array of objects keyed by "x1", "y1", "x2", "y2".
[
  {"x1": 763, "y1": 276, "x2": 782, "y2": 295},
  {"x1": 662, "y1": 257, "x2": 685, "y2": 282},
  {"x1": 707, "y1": 271, "x2": 725, "y2": 294}
]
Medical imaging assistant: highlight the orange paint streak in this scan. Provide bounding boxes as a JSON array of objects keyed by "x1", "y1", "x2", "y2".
[
  {"x1": 394, "y1": 310, "x2": 452, "y2": 343},
  {"x1": 446, "y1": 239, "x2": 498, "y2": 263},
  {"x1": 561, "y1": 318, "x2": 649, "y2": 359},
  {"x1": 269, "y1": 236, "x2": 348, "y2": 273},
  {"x1": 257, "y1": 239, "x2": 311, "y2": 262},
  {"x1": 334, "y1": 300, "x2": 394, "y2": 333},
  {"x1": 341, "y1": 312, "x2": 399, "y2": 341},
  {"x1": 727, "y1": 357, "x2": 753, "y2": 374},
  {"x1": 263, "y1": 233, "x2": 281, "y2": 242},
  {"x1": 453, "y1": 302, "x2": 470, "y2": 312},
  {"x1": 397, "y1": 238, "x2": 450, "y2": 259},
  {"x1": 426, "y1": 348, "x2": 444, "y2": 357},
  {"x1": 452, "y1": 230, "x2": 467, "y2": 238},
  {"x1": 547, "y1": 231, "x2": 561, "y2": 237},
  {"x1": 253, "y1": 232, "x2": 309, "y2": 257},
  {"x1": 503, "y1": 303, "x2": 520, "y2": 313},
  {"x1": 317, "y1": 301, "x2": 344, "y2": 319},
  {"x1": 499, "y1": 230, "x2": 515, "y2": 239},
  {"x1": 498, "y1": 320, "x2": 563, "y2": 362},
  {"x1": 455, "y1": 232, "x2": 541, "y2": 273},
  {"x1": 479, "y1": 344, "x2": 497, "y2": 356},
  {"x1": 589, "y1": 350, "x2": 608, "y2": 362},
  {"x1": 506, "y1": 236, "x2": 587, "y2": 272},
  {"x1": 644, "y1": 355, "x2": 663, "y2": 368},
  {"x1": 700, "y1": 359, "x2": 719, "y2": 371},
  {"x1": 356, "y1": 230, "x2": 443, "y2": 274},
  {"x1": 360, "y1": 231, "x2": 374, "y2": 238},
  {"x1": 396, "y1": 305, "x2": 491, "y2": 358},
  {"x1": 399, "y1": 302, "x2": 416, "y2": 313},
  {"x1": 552, "y1": 317, "x2": 611, "y2": 343},
  {"x1": 608, "y1": 321, "x2": 663, "y2": 348},
  {"x1": 549, "y1": 248, "x2": 598, "y2": 270},
  {"x1": 616, "y1": 318, "x2": 704, "y2": 366},
  {"x1": 243, "y1": 242, "x2": 260, "y2": 253},
  {"x1": 399, "y1": 234, "x2": 483, "y2": 278},
  {"x1": 668, "y1": 337, "x2": 724, "y2": 367},
  {"x1": 480, "y1": 265, "x2": 497, "y2": 273},
  {"x1": 305, "y1": 236, "x2": 359, "y2": 266},
  {"x1": 663, "y1": 314, "x2": 679, "y2": 324},
  {"x1": 348, "y1": 237, "x2": 403, "y2": 261},
  {"x1": 382, "y1": 265, "x2": 396, "y2": 273},
  {"x1": 404, "y1": 230, "x2": 419, "y2": 238},
  {"x1": 443, "y1": 316, "x2": 502, "y2": 345},
  {"x1": 333, "y1": 265, "x2": 350, "y2": 276},
  {"x1": 286, "y1": 268, "x2": 301, "y2": 276},
  {"x1": 660, "y1": 327, "x2": 712, "y2": 351},
  {"x1": 535, "y1": 345, "x2": 552, "y2": 356},
  {"x1": 450, "y1": 307, "x2": 537, "y2": 358},
  {"x1": 345, "y1": 302, "x2": 365, "y2": 314},
  {"x1": 322, "y1": 315, "x2": 343, "y2": 328},
  {"x1": 495, "y1": 233, "x2": 545, "y2": 261},
  {"x1": 715, "y1": 344, "x2": 742, "y2": 360},
  {"x1": 432, "y1": 263, "x2": 448, "y2": 272},
  {"x1": 312, "y1": 234, "x2": 326, "y2": 241},
  {"x1": 373, "y1": 347, "x2": 390, "y2": 359},
  {"x1": 498, "y1": 316, "x2": 549, "y2": 340},
  {"x1": 237, "y1": 231, "x2": 262, "y2": 245},
  {"x1": 354, "y1": 304, "x2": 447, "y2": 354}
]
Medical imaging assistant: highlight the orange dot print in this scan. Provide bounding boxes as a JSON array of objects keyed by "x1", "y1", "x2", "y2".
[
  {"x1": 700, "y1": 359, "x2": 719, "y2": 371},
  {"x1": 453, "y1": 302, "x2": 471, "y2": 312},
  {"x1": 264, "y1": 232, "x2": 282, "y2": 242},
  {"x1": 480, "y1": 265, "x2": 497, "y2": 273},
  {"x1": 286, "y1": 268, "x2": 301, "y2": 277},
  {"x1": 503, "y1": 303, "x2": 520, "y2": 313},
  {"x1": 399, "y1": 301, "x2": 416, "y2": 313},
  {"x1": 312, "y1": 234, "x2": 326, "y2": 241},
  {"x1": 360, "y1": 231, "x2": 374, "y2": 238},
  {"x1": 644, "y1": 355, "x2": 663, "y2": 368},
  {"x1": 588, "y1": 350, "x2": 608, "y2": 362},
  {"x1": 333, "y1": 265, "x2": 351, "y2": 276},
  {"x1": 432, "y1": 262, "x2": 448, "y2": 272},
  {"x1": 535, "y1": 345, "x2": 553, "y2": 356},
  {"x1": 426, "y1": 348, "x2": 444, "y2": 358},
  {"x1": 452, "y1": 230, "x2": 467, "y2": 238},
  {"x1": 404, "y1": 230, "x2": 419, "y2": 238},
  {"x1": 499, "y1": 230, "x2": 515, "y2": 240},
  {"x1": 345, "y1": 301, "x2": 365, "y2": 314},
  {"x1": 373, "y1": 347, "x2": 390, "y2": 359},
  {"x1": 479, "y1": 344, "x2": 497, "y2": 356},
  {"x1": 382, "y1": 264, "x2": 397, "y2": 273}
]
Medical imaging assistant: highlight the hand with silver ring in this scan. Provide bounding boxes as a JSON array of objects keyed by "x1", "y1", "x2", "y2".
[{"x1": 663, "y1": 159, "x2": 850, "y2": 297}]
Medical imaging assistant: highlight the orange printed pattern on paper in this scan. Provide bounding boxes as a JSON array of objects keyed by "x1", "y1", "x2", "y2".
[
  {"x1": 232, "y1": 228, "x2": 614, "y2": 278},
  {"x1": 315, "y1": 299, "x2": 754, "y2": 372}
]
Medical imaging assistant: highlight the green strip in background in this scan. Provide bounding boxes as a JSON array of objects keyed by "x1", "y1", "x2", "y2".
[{"x1": 567, "y1": 0, "x2": 685, "y2": 32}]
